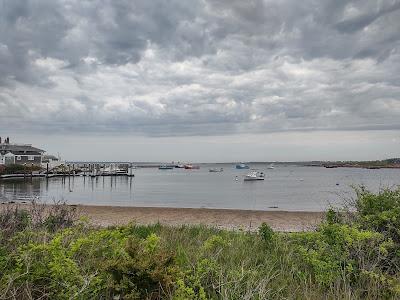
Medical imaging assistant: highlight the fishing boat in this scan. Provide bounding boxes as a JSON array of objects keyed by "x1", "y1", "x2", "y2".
[
  {"x1": 159, "y1": 165, "x2": 174, "y2": 170},
  {"x1": 236, "y1": 163, "x2": 249, "y2": 169},
  {"x1": 209, "y1": 167, "x2": 223, "y2": 172},
  {"x1": 244, "y1": 171, "x2": 265, "y2": 181}
]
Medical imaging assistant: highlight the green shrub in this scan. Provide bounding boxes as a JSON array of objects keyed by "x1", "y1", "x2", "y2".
[
  {"x1": 289, "y1": 186, "x2": 400, "y2": 298},
  {"x1": 291, "y1": 224, "x2": 389, "y2": 286},
  {"x1": 354, "y1": 187, "x2": 400, "y2": 241},
  {"x1": 0, "y1": 164, "x2": 42, "y2": 175},
  {"x1": 173, "y1": 278, "x2": 207, "y2": 300},
  {"x1": 326, "y1": 208, "x2": 342, "y2": 224},
  {"x1": 259, "y1": 222, "x2": 275, "y2": 243},
  {"x1": 105, "y1": 234, "x2": 178, "y2": 299}
]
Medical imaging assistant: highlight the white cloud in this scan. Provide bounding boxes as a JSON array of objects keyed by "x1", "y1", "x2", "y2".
[{"x1": 0, "y1": 0, "x2": 399, "y2": 160}]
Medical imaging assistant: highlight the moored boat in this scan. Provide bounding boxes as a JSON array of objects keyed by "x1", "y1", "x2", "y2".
[
  {"x1": 244, "y1": 171, "x2": 265, "y2": 181},
  {"x1": 184, "y1": 164, "x2": 200, "y2": 169},
  {"x1": 159, "y1": 165, "x2": 174, "y2": 170},
  {"x1": 324, "y1": 165, "x2": 338, "y2": 168},
  {"x1": 236, "y1": 163, "x2": 249, "y2": 169},
  {"x1": 209, "y1": 167, "x2": 223, "y2": 172},
  {"x1": 115, "y1": 168, "x2": 128, "y2": 175},
  {"x1": 100, "y1": 165, "x2": 127, "y2": 176}
]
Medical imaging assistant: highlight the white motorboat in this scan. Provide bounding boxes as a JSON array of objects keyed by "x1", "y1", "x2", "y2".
[
  {"x1": 115, "y1": 168, "x2": 128, "y2": 175},
  {"x1": 101, "y1": 165, "x2": 127, "y2": 175},
  {"x1": 267, "y1": 163, "x2": 275, "y2": 169},
  {"x1": 244, "y1": 171, "x2": 265, "y2": 181}
]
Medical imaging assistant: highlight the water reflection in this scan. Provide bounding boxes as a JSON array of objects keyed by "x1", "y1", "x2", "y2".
[
  {"x1": 0, "y1": 175, "x2": 135, "y2": 205},
  {"x1": 0, "y1": 178, "x2": 41, "y2": 202}
]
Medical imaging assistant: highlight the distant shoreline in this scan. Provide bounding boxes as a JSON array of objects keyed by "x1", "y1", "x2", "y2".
[{"x1": 306, "y1": 164, "x2": 400, "y2": 169}]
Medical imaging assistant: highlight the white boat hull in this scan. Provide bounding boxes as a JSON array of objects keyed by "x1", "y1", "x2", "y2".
[{"x1": 243, "y1": 170, "x2": 265, "y2": 181}]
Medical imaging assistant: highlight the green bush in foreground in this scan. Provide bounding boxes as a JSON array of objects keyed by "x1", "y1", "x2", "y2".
[{"x1": 0, "y1": 187, "x2": 400, "y2": 299}]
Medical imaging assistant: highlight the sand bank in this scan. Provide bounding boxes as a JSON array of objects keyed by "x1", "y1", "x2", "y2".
[
  {"x1": 1, "y1": 203, "x2": 325, "y2": 232},
  {"x1": 76, "y1": 205, "x2": 324, "y2": 232}
]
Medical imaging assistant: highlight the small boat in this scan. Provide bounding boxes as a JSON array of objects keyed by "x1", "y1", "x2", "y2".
[
  {"x1": 244, "y1": 171, "x2": 265, "y2": 181},
  {"x1": 159, "y1": 165, "x2": 174, "y2": 170},
  {"x1": 236, "y1": 163, "x2": 249, "y2": 169},
  {"x1": 209, "y1": 167, "x2": 223, "y2": 172},
  {"x1": 175, "y1": 164, "x2": 185, "y2": 168},
  {"x1": 101, "y1": 167, "x2": 127, "y2": 175},
  {"x1": 115, "y1": 168, "x2": 128, "y2": 175},
  {"x1": 184, "y1": 164, "x2": 200, "y2": 169},
  {"x1": 267, "y1": 164, "x2": 275, "y2": 169}
]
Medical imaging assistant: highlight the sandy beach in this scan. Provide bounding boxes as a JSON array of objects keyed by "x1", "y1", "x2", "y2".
[
  {"x1": 75, "y1": 205, "x2": 324, "y2": 232},
  {"x1": 1, "y1": 203, "x2": 324, "y2": 231}
]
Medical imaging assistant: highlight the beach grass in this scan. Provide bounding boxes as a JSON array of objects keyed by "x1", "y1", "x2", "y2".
[{"x1": 0, "y1": 187, "x2": 400, "y2": 299}]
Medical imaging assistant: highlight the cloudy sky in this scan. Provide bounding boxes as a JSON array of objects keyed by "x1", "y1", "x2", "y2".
[{"x1": 1, "y1": 0, "x2": 399, "y2": 162}]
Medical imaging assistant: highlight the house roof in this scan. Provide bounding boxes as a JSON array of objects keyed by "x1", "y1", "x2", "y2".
[{"x1": 0, "y1": 144, "x2": 45, "y2": 153}]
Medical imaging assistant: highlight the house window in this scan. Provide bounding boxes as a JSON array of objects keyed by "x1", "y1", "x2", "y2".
[
  {"x1": 28, "y1": 156, "x2": 34, "y2": 161},
  {"x1": 17, "y1": 156, "x2": 22, "y2": 160}
]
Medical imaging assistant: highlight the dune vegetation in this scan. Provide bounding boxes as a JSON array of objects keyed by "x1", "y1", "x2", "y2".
[{"x1": 0, "y1": 187, "x2": 400, "y2": 299}]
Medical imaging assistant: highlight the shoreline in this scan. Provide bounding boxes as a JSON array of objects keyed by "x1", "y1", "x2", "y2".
[
  {"x1": 1, "y1": 203, "x2": 325, "y2": 232},
  {"x1": 75, "y1": 205, "x2": 325, "y2": 232}
]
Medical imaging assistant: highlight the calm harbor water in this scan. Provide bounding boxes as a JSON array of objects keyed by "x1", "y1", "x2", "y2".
[{"x1": 1, "y1": 164, "x2": 399, "y2": 211}]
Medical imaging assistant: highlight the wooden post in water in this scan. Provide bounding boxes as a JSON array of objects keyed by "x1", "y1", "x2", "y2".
[{"x1": 46, "y1": 163, "x2": 49, "y2": 178}]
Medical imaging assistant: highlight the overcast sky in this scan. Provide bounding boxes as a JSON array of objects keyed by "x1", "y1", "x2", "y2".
[{"x1": 1, "y1": 0, "x2": 399, "y2": 162}]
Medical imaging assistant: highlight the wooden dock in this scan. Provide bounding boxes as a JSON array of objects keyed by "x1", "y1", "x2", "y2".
[{"x1": 0, "y1": 163, "x2": 135, "y2": 179}]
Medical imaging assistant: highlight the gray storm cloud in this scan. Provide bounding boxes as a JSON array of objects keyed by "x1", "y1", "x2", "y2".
[{"x1": 0, "y1": 0, "x2": 399, "y2": 136}]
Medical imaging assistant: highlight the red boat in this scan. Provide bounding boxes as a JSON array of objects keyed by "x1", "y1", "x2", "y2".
[{"x1": 184, "y1": 164, "x2": 200, "y2": 169}]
